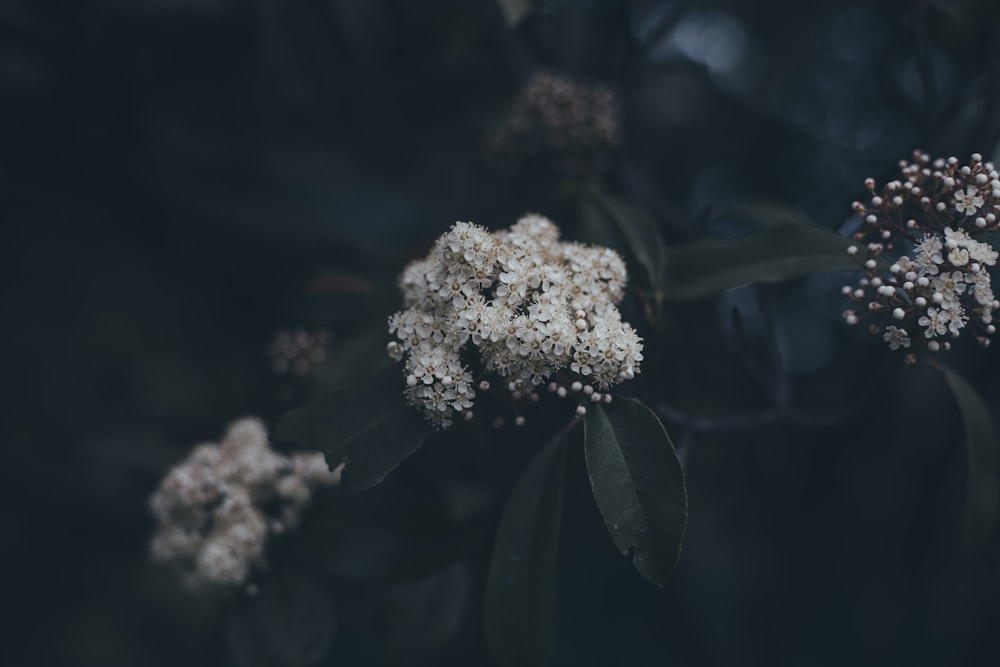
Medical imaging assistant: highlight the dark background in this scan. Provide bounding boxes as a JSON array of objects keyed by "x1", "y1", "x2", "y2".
[{"x1": 5, "y1": 0, "x2": 1000, "y2": 665}]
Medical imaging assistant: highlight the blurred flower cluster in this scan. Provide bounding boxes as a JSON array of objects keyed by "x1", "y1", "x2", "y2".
[
  {"x1": 387, "y1": 215, "x2": 643, "y2": 429},
  {"x1": 487, "y1": 71, "x2": 622, "y2": 174},
  {"x1": 266, "y1": 328, "x2": 332, "y2": 376},
  {"x1": 843, "y1": 151, "x2": 1000, "y2": 358},
  {"x1": 149, "y1": 418, "x2": 338, "y2": 589}
]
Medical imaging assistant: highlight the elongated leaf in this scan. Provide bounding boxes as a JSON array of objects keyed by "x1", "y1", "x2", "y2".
[
  {"x1": 484, "y1": 429, "x2": 571, "y2": 667},
  {"x1": 933, "y1": 363, "x2": 1000, "y2": 550},
  {"x1": 572, "y1": 185, "x2": 667, "y2": 291},
  {"x1": 313, "y1": 321, "x2": 396, "y2": 390},
  {"x1": 338, "y1": 412, "x2": 432, "y2": 492},
  {"x1": 497, "y1": 0, "x2": 533, "y2": 26},
  {"x1": 273, "y1": 366, "x2": 431, "y2": 493},
  {"x1": 723, "y1": 200, "x2": 815, "y2": 230},
  {"x1": 584, "y1": 398, "x2": 687, "y2": 586},
  {"x1": 660, "y1": 221, "x2": 855, "y2": 300}
]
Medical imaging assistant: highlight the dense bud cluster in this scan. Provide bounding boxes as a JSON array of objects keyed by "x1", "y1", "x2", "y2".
[
  {"x1": 487, "y1": 71, "x2": 622, "y2": 173},
  {"x1": 387, "y1": 215, "x2": 643, "y2": 429},
  {"x1": 149, "y1": 418, "x2": 338, "y2": 589},
  {"x1": 843, "y1": 151, "x2": 1000, "y2": 358}
]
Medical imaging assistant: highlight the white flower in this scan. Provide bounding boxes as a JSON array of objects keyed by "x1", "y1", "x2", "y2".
[
  {"x1": 968, "y1": 239, "x2": 999, "y2": 265},
  {"x1": 944, "y1": 226, "x2": 973, "y2": 246},
  {"x1": 913, "y1": 234, "x2": 944, "y2": 275},
  {"x1": 943, "y1": 302, "x2": 968, "y2": 336},
  {"x1": 399, "y1": 258, "x2": 436, "y2": 307},
  {"x1": 955, "y1": 186, "x2": 985, "y2": 215},
  {"x1": 883, "y1": 326, "x2": 911, "y2": 350},
  {"x1": 942, "y1": 227, "x2": 998, "y2": 265},
  {"x1": 971, "y1": 271, "x2": 995, "y2": 306},
  {"x1": 931, "y1": 271, "x2": 967, "y2": 304},
  {"x1": 948, "y1": 247, "x2": 970, "y2": 266},
  {"x1": 918, "y1": 307, "x2": 949, "y2": 338}
]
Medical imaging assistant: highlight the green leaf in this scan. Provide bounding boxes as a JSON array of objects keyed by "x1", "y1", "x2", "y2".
[
  {"x1": 571, "y1": 184, "x2": 668, "y2": 292},
  {"x1": 660, "y1": 221, "x2": 855, "y2": 300},
  {"x1": 932, "y1": 363, "x2": 1000, "y2": 550},
  {"x1": 569, "y1": 187, "x2": 851, "y2": 300},
  {"x1": 273, "y1": 366, "x2": 431, "y2": 493},
  {"x1": 497, "y1": 0, "x2": 533, "y2": 27},
  {"x1": 338, "y1": 413, "x2": 432, "y2": 492},
  {"x1": 312, "y1": 321, "x2": 396, "y2": 390},
  {"x1": 584, "y1": 398, "x2": 687, "y2": 586},
  {"x1": 484, "y1": 428, "x2": 572, "y2": 667},
  {"x1": 722, "y1": 200, "x2": 815, "y2": 230}
]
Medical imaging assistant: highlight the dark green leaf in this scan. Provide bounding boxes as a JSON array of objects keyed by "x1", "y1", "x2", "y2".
[
  {"x1": 226, "y1": 573, "x2": 335, "y2": 667},
  {"x1": 273, "y1": 366, "x2": 431, "y2": 493},
  {"x1": 484, "y1": 428, "x2": 571, "y2": 667},
  {"x1": 572, "y1": 184, "x2": 668, "y2": 291},
  {"x1": 932, "y1": 363, "x2": 1000, "y2": 550},
  {"x1": 577, "y1": 197, "x2": 626, "y2": 254},
  {"x1": 497, "y1": 0, "x2": 533, "y2": 27},
  {"x1": 584, "y1": 398, "x2": 687, "y2": 586},
  {"x1": 313, "y1": 321, "x2": 396, "y2": 390},
  {"x1": 660, "y1": 220, "x2": 855, "y2": 299},
  {"x1": 338, "y1": 415, "x2": 432, "y2": 492},
  {"x1": 722, "y1": 200, "x2": 815, "y2": 230}
]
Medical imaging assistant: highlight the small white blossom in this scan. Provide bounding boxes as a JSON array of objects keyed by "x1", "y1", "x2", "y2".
[
  {"x1": 948, "y1": 247, "x2": 970, "y2": 266},
  {"x1": 955, "y1": 186, "x2": 985, "y2": 215},
  {"x1": 883, "y1": 326, "x2": 911, "y2": 350},
  {"x1": 918, "y1": 307, "x2": 948, "y2": 338}
]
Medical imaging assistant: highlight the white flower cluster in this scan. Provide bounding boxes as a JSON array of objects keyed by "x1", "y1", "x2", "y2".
[
  {"x1": 387, "y1": 215, "x2": 643, "y2": 429},
  {"x1": 843, "y1": 151, "x2": 1000, "y2": 357},
  {"x1": 149, "y1": 418, "x2": 338, "y2": 589}
]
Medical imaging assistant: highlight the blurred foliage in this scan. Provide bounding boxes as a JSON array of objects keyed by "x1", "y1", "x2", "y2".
[
  {"x1": 931, "y1": 361, "x2": 1000, "y2": 551},
  {"x1": 7, "y1": 0, "x2": 1000, "y2": 665}
]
